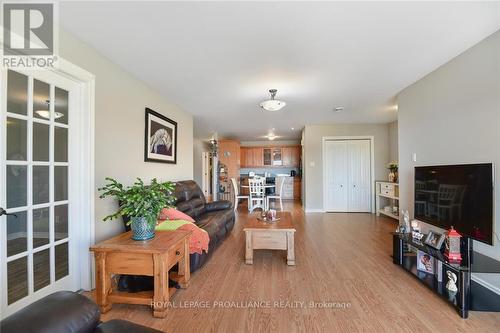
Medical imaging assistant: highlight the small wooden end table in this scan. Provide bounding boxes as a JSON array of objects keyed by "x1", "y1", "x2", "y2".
[
  {"x1": 90, "y1": 230, "x2": 191, "y2": 318},
  {"x1": 244, "y1": 211, "x2": 296, "y2": 265}
]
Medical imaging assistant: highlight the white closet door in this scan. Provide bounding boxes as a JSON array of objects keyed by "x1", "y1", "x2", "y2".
[
  {"x1": 324, "y1": 141, "x2": 348, "y2": 212},
  {"x1": 347, "y1": 140, "x2": 371, "y2": 212}
]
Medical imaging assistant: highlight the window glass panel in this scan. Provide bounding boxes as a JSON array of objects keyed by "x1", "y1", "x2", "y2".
[
  {"x1": 8, "y1": 257, "x2": 28, "y2": 304},
  {"x1": 33, "y1": 122, "x2": 49, "y2": 161},
  {"x1": 7, "y1": 117, "x2": 27, "y2": 161},
  {"x1": 54, "y1": 204, "x2": 68, "y2": 241},
  {"x1": 55, "y1": 242, "x2": 69, "y2": 280},
  {"x1": 54, "y1": 127, "x2": 68, "y2": 162},
  {"x1": 33, "y1": 249, "x2": 51, "y2": 291},
  {"x1": 54, "y1": 166, "x2": 68, "y2": 201},
  {"x1": 7, "y1": 70, "x2": 28, "y2": 116},
  {"x1": 33, "y1": 207, "x2": 50, "y2": 248},
  {"x1": 33, "y1": 79, "x2": 50, "y2": 120},
  {"x1": 7, "y1": 211, "x2": 27, "y2": 257},
  {"x1": 7, "y1": 165, "x2": 27, "y2": 208},
  {"x1": 33, "y1": 166, "x2": 49, "y2": 205},
  {"x1": 54, "y1": 87, "x2": 68, "y2": 124}
]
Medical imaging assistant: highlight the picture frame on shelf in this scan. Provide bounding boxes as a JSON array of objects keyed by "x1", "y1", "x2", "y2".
[
  {"x1": 424, "y1": 230, "x2": 446, "y2": 250},
  {"x1": 417, "y1": 250, "x2": 435, "y2": 274}
]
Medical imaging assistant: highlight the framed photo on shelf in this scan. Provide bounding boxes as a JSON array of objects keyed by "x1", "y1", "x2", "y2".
[
  {"x1": 424, "y1": 230, "x2": 445, "y2": 250},
  {"x1": 417, "y1": 250, "x2": 435, "y2": 274},
  {"x1": 144, "y1": 108, "x2": 177, "y2": 164}
]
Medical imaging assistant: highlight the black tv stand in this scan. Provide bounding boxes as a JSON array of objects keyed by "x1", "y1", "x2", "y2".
[
  {"x1": 393, "y1": 233, "x2": 472, "y2": 317},
  {"x1": 393, "y1": 233, "x2": 500, "y2": 318}
]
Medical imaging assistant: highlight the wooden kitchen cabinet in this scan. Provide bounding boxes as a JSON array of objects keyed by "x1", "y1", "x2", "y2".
[
  {"x1": 282, "y1": 147, "x2": 292, "y2": 166},
  {"x1": 252, "y1": 148, "x2": 263, "y2": 166},
  {"x1": 263, "y1": 148, "x2": 272, "y2": 166},
  {"x1": 281, "y1": 146, "x2": 300, "y2": 167},
  {"x1": 240, "y1": 145, "x2": 301, "y2": 168},
  {"x1": 241, "y1": 147, "x2": 255, "y2": 167}
]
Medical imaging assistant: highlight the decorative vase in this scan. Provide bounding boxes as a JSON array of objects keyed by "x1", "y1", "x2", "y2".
[
  {"x1": 389, "y1": 171, "x2": 398, "y2": 183},
  {"x1": 130, "y1": 216, "x2": 155, "y2": 241}
]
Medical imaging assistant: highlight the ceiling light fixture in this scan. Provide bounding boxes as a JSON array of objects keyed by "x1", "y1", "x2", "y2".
[
  {"x1": 260, "y1": 89, "x2": 286, "y2": 111},
  {"x1": 35, "y1": 100, "x2": 64, "y2": 119},
  {"x1": 333, "y1": 107, "x2": 344, "y2": 113}
]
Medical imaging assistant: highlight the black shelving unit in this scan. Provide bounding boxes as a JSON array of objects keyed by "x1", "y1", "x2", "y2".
[{"x1": 393, "y1": 233, "x2": 470, "y2": 318}]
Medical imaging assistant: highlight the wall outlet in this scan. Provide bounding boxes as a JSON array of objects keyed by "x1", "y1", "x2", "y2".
[
  {"x1": 412, "y1": 153, "x2": 417, "y2": 162},
  {"x1": 310, "y1": 161, "x2": 315, "y2": 167}
]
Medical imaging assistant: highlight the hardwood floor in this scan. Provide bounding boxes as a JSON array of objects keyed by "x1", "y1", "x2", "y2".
[{"x1": 89, "y1": 201, "x2": 500, "y2": 332}]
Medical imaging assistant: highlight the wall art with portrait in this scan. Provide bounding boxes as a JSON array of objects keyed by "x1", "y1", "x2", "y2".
[{"x1": 144, "y1": 108, "x2": 177, "y2": 164}]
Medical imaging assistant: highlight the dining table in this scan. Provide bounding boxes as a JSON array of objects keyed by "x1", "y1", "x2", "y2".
[{"x1": 240, "y1": 183, "x2": 276, "y2": 210}]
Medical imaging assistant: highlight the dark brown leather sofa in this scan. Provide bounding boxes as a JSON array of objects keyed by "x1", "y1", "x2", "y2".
[
  {"x1": 0, "y1": 291, "x2": 162, "y2": 333},
  {"x1": 119, "y1": 180, "x2": 235, "y2": 293}
]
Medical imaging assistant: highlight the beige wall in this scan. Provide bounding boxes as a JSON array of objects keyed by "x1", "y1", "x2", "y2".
[
  {"x1": 193, "y1": 138, "x2": 209, "y2": 188},
  {"x1": 303, "y1": 124, "x2": 390, "y2": 211},
  {"x1": 388, "y1": 120, "x2": 398, "y2": 163},
  {"x1": 59, "y1": 30, "x2": 194, "y2": 242},
  {"x1": 397, "y1": 31, "x2": 499, "y2": 259}
]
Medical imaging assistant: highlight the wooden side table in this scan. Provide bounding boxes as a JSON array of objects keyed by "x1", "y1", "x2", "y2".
[
  {"x1": 90, "y1": 230, "x2": 191, "y2": 318},
  {"x1": 244, "y1": 211, "x2": 296, "y2": 265}
]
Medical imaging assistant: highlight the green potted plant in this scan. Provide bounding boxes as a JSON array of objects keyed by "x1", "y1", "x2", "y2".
[
  {"x1": 387, "y1": 162, "x2": 399, "y2": 183},
  {"x1": 98, "y1": 177, "x2": 176, "y2": 240}
]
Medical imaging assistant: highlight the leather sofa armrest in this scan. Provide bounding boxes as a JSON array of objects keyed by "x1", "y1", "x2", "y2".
[
  {"x1": 0, "y1": 291, "x2": 100, "y2": 333},
  {"x1": 205, "y1": 200, "x2": 232, "y2": 212}
]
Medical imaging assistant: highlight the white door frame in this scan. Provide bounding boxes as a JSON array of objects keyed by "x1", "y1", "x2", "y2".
[
  {"x1": 53, "y1": 59, "x2": 95, "y2": 292},
  {"x1": 0, "y1": 59, "x2": 95, "y2": 301},
  {"x1": 322, "y1": 136, "x2": 375, "y2": 213}
]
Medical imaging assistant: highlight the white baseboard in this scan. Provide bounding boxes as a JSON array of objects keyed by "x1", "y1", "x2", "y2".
[
  {"x1": 472, "y1": 274, "x2": 500, "y2": 296},
  {"x1": 304, "y1": 208, "x2": 325, "y2": 213}
]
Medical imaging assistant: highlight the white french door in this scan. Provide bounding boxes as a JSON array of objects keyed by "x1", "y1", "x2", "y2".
[
  {"x1": 0, "y1": 69, "x2": 81, "y2": 318},
  {"x1": 324, "y1": 139, "x2": 371, "y2": 212}
]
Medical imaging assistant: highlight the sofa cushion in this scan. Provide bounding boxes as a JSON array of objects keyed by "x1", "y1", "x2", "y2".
[
  {"x1": 158, "y1": 207, "x2": 195, "y2": 222},
  {"x1": 173, "y1": 181, "x2": 207, "y2": 219},
  {"x1": 205, "y1": 200, "x2": 233, "y2": 212}
]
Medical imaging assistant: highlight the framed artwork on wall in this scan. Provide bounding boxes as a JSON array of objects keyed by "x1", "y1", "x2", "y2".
[{"x1": 144, "y1": 107, "x2": 177, "y2": 164}]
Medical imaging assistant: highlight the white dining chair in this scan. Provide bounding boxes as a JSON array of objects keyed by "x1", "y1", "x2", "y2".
[
  {"x1": 266, "y1": 176, "x2": 285, "y2": 211},
  {"x1": 248, "y1": 177, "x2": 265, "y2": 212},
  {"x1": 231, "y1": 177, "x2": 249, "y2": 212}
]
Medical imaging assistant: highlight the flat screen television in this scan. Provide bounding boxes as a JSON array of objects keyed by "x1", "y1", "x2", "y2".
[{"x1": 414, "y1": 163, "x2": 494, "y2": 245}]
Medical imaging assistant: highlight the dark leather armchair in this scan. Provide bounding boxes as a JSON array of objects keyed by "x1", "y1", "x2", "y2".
[{"x1": 0, "y1": 291, "x2": 162, "y2": 333}]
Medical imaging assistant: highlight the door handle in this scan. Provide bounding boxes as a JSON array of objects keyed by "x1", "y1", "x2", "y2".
[{"x1": 0, "y1": 208, "x2": 17, "y2": 218}]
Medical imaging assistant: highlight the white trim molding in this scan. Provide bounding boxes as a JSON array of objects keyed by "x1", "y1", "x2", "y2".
[
  {"x1": 304, "y1": 209, "x2": 326, "y2": 213},
  {"x1": 54, "y1": 58, "x2": 96, "y2": 291}
]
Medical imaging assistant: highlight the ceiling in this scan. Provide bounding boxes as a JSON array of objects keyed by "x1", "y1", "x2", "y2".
[{"x1": 60, "y1": 1, "x2": 500, "y2": 141}]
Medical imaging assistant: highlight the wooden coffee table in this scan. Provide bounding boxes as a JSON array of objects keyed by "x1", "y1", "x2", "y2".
[
  {"x1": 244, "y1": 211, "x2": 296, "y2": 265},
  {"x1": 90, "y1": 230, "x2": 191, "y2": 318}
]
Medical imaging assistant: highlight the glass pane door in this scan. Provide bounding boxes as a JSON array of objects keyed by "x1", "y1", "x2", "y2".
[
  {"x1": 1, "y1": 69, "x2": 75, "y2": 317},
  {"x1": 263, "y1": 148, "x2": 272, "y2": 166}
]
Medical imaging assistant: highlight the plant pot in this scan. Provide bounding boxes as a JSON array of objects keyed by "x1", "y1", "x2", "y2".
[
  {"x1": 130, "y1": 216, "x2": 155, "y2": 241},
  {"x1": 389, "y1": 171, "x2": 398, "y2": 183}
]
